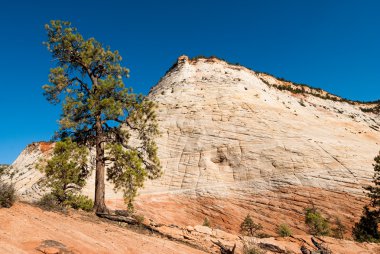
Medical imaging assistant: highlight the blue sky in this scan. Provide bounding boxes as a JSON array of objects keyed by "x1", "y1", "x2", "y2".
[{"x1": 0, "y1": 0, "x2": 379, "y2": 164}]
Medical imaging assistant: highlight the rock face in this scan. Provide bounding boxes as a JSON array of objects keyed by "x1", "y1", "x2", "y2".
[
  {"x1": 3, "y1": 142, "x2": 52, "y2": 200},
  {"x1": 7, "y1": 55, "x2": 380, "y2": 235},
  {"x1": 150, "y1": 222, "x2": 380, "y2": 254},
  {"x1": 134, "y1": 56, "x2": 380, "y2": 235}
]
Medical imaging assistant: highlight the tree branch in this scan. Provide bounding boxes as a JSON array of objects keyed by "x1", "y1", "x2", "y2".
[
  {"x1": 103, "y1": 156, "x2": 116, "y2": 162},
  {"x1": 125, "y1": 119, "x2": 139, "y2": 131},
  {"x1": 70, "y1": 77, "x2": 91, "y2": 94}
]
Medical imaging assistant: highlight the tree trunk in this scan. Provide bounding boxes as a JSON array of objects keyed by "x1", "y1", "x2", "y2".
[{"x1": 94, "y1": 115, "x2": 108, "y2": 214}]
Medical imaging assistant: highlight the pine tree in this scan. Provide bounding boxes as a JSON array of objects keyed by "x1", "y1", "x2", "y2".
[
  {"x1": 352, "y1": 206, "x2": 379, "y2": 242},
  {"x1": 240, "y1": 214, "x2": 263, "y2": 236},
  {"x1": 353, "y1": 151, "x2": 380, "y2": 242},
  {"x1": 43, "y1": 20, "x2": 161, "y2": 214},
  {"x1": 365, "y1": 152, "x2": 380, "y2": 209}
]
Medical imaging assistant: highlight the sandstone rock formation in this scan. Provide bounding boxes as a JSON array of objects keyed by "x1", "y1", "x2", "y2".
[
  {"x1": 6, "y1": 55, "x2": 380, "y2": 236},
  {"x1": 149, "y1": 222, "x2": 380, "y2": 254}
]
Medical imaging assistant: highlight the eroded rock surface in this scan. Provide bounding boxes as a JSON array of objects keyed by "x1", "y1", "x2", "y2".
[
  {"x1": 6, "y1": 56, "x2": 380, "y2": 235},
  {"x1": 147, "y1": 220, "x2": 380, "y2": 254},
  {"x1": 138, "y1": 56, "x2": 380, "y2": 235}
]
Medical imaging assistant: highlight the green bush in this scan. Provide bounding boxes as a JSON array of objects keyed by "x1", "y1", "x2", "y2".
[
  {"x1": 37, "y1": 193, "x2": 93, "y2": 212},
  {"x1": 37, "y1": 193, "x2": 61, "y2": 211},
  {"x1": 203, "y1": 217, "x2": 211, "y2": 227},
  {"x1": 36, "y1": 139, "x2": 89, "y2": 206},
  {"x1": 133, "y1": 214, "x2": 145, "y2": 224},
  {"x1": 64, "y1": 194, "x2": 93, "y2": 212},
  {"x1": 277, "y1": 223, "x2": 292, "y2": 237},
  {"x1": 305, "y1": 207, "x2": 330, "y2": 236},
  {"x1": 0, "y1": 181, "x2": 16, "y2": 208}
]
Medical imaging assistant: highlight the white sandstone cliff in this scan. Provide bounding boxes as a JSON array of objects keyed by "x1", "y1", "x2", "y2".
[{"x1": 6, "y1": 55, "x2": 380, "y2": 234}]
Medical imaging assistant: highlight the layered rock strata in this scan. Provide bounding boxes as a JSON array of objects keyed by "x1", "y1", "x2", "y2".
[{"x1": 7, "y1": 56, "x2": 380, "y2": 234}]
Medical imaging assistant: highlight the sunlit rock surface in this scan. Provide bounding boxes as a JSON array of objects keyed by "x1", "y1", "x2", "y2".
[{"x1": 8, "y1": 56, "x2": 380, "y2": 234}]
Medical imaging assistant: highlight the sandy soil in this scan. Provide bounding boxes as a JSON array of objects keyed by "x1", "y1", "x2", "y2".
[{"x1": 0, "y1": 202, "x2": 206, "y2": 254}]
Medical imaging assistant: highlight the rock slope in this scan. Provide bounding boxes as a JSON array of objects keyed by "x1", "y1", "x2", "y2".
[
  {"x1": 0, "y1": 203, "x2": 206, "y2": 254},
  {"x1": 2, "y1": 203, "x2": 379, "y2": 254},
  {"x1": 6, "y1": 55, "x2": 380, "y2": 235}
]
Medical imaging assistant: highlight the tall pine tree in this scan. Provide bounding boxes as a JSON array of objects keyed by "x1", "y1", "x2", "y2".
[
  {"x1": 366, "y1": 153, "x2": 380, "y2": 208},
  {"x1": 353, "y1": 152, "x2": 380, "y2": 242},
  {"x1": 43, "y1": 20, "x2": 161, "y2": 214}
]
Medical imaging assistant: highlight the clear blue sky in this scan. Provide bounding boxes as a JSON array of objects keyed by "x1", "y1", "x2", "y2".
[{"x1": 0, "y1": 0, "x2": 379, "y2": 164}]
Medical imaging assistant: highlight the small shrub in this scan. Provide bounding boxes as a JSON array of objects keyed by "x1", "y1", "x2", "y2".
[
  {"x1": 240, "y1": 214, "x2": 263, "y2": 237},
  {"x1": 203, "y1": 217, "x2": 211, "y2": 227},
  {"x1": 277, "y1": 223, "x2": 292, "y2": 237},
  {"x1": 305, "y1": 207, "x2": 330, "y2": 236},
  {"x1": 65, "y1": 194, "x2": 93, "y2": 212},
  {"x1": 332, "y1": 217, "x2": 346, "y2": 239},
  {"x1": 242, "y1": 239, "x2": 266, "y2": 254},
  {"x1": 0, "y1": 181, "x2": 16, "y2": 208},
  {"x1": 37, "y1": 193, "x2": 62, "y2": 211},
  {"x1": 133, "y1": 214, "x2": 145, "y2": 224},
  {"x1": 37, "y1": 193, "x2": 93, "y2": 212}
]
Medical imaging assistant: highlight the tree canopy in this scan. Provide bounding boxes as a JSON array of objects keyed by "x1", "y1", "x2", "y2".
[{"x1": 43, "y1": 20, "x2": 161, "y2": 214}]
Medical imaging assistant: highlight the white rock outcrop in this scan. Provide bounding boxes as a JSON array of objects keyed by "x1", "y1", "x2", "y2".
[
  {"x1": 6, "y1": 55, "x2": 380, "y2": 233},
  {"x1": 143, "y1": 56, "x2": 380, "y2": 195}
]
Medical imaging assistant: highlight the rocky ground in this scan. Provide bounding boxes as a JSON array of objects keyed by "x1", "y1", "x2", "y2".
[{"x1": 0, "y1": 202, "x2": 379, "y2": 254}]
